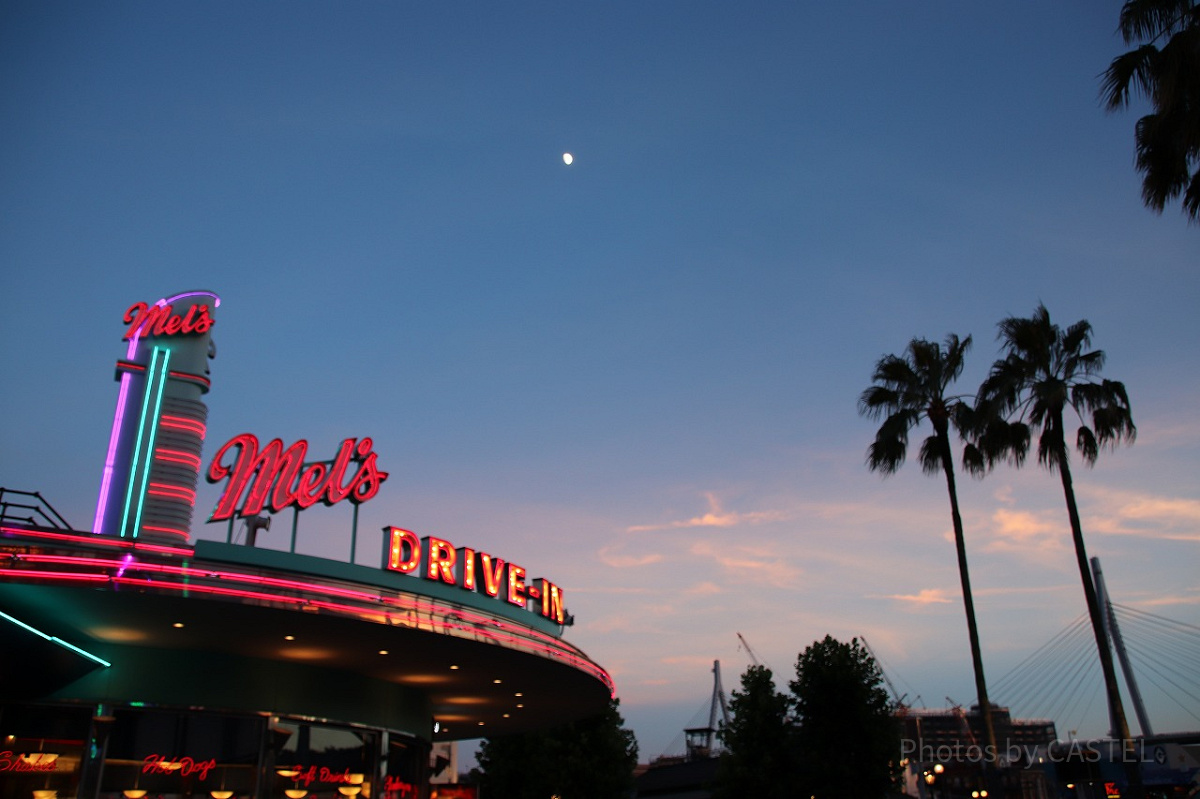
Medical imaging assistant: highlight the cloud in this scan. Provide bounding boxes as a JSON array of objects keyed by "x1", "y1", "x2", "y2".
[
  {"x1": 1129, "y1": 419, "x2": 1200, "y2": 448},
  {"x1": 984, "y1": 508, "x2": 1070, "y2": 558},
  {"x1": 626, "y1": 492, "x2": 784, "y2": 533},
  {"x1": 689, "y1": 539, "x2": 801, "y2": 589},
  {"x1": 1079, "y1": 487, "x2": 1200, "y2": 542},
  {"x1": 875, "y1": 588, "x2": 954, "y2": 606},
  {"x1": 597, "y1": 545, "x2": 665, "y2": 568},
  {"x1": 1137, "y1": 591, "x2": 1200, "y2": 607}
]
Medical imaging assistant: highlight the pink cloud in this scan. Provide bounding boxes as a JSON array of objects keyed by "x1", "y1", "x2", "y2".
[
  {"x1": 626, "y1": 492, "x2": 784, "y2": 533},
  {"x1": 877, "y1": 588, "x2": 954, "y2": 606}
]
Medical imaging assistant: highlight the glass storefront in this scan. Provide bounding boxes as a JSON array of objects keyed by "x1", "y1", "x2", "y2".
[
  {"x1": 0, "y1": 705, "x2": 427, "y2": 799},
  {"x1": 0, "y1": 704, "x2": 92, "y2": 799}
]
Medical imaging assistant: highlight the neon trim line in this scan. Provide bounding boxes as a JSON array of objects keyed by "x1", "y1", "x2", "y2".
[
  {"x1": 0, "y1": 610, "x2": 111, "y2": 668},
  {"x1": 120, "y1": 347, "x2": 170, "y2": 538}
]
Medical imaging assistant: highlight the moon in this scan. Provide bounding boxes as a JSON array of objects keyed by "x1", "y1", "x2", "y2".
[{"x1": 562, "y1": 152, "x2": 574, "y2": 165}]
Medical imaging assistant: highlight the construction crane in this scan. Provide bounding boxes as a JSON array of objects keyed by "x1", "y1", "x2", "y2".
[
  {"x1": 946, "y1": 696, "x2": 979, "y2": 747},
  {"x1": 860, "y1": 635, "x2": 908, "y2": 711},
  {"x1": 736, "y1": 632, "x2": 763, "y2": 667}
]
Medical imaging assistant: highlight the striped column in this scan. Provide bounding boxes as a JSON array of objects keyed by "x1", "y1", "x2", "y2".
[{"x1": 95, "y1": 291, "x2": 219, "y2": 544}]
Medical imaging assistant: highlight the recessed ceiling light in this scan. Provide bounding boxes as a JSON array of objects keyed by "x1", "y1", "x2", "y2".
[
  {"x1": 477, "y1": 721, "x2": 485, "y2": 726},
  {"x1": 378, "y1": 650, "x2": 388, "y2": 655},
  {"x1": 172, "y1": 623, "x2": 184, "y2": 629},
  {"x1": 516, "y1": 704, "x2": 524, "y2": 709},
  {"x1": 503, "y1": 714, "x2": 510, "y2": 719},
  {"x1": 493, "y1": 679, "x2": 502, "y2": 684},
  {"x1": 450, "y1": 665, "x2": 459, "y2": 670},
  {"x1": 284, "y1": 635, "x2": 295, "y2": 641},
  {"x1": 514, "y1": 692, "x2": 523, "y2": 697}
]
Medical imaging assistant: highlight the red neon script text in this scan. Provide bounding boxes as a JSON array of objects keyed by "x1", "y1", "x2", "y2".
[
  {"x1": 207, "y1": 434, "x2": 388, "y2": 521},
  {"x1": 123, "y1": 302, "x2": 215, "y2": 340}
]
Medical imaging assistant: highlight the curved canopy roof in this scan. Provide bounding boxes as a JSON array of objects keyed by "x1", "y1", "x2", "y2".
[{"x1": 0, "y1": 525, "x2": 613, "y2": 741}]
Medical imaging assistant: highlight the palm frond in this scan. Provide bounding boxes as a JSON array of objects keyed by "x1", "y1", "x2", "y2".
[
  {"x1": 961, "y1": 443, "x2": 986, "y2": 477},
  {"x1": 1184, "y1": 167, "x2": 1200, "y2": 220},
  {"x1": 1036, "y1": 429, "x2": 1063, "y2": 470},
  {"x1": 860, "y1": 334, "x2": 976, "y2": 479},
  {"x1": 1061, "y1": 319, "x2": 1095, "y2": 360},
  {"x1": 858, "y1": 385, "x2": 901, "y2": 420},
  {"x1": 917, "y1": 435, "x2": 944, "y2": 477},
  {"x1": 1102, "y1": 45, "x2": 1161, "y2": 109},
  {"x1": 1118, "y1": 0, "x2": 1195, "y2": 44},
  {"x1": 1105, "y1": 0, "x2": 1199, "y2": 221},
  {"x1": 1134, "y1": 111, "x2": 1193, "y2": 210},
  {"x1": 865, "y1": 411, "x2": 915, "y2": 474},
  {"x1": 987, "y1": 305, "x2": 1134, "y2": 474},
  {"x1": 1077, "y1": 426, "x2": 1100, "y2": 465}
]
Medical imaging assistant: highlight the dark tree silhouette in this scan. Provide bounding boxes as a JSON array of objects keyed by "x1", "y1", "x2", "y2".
[
  {"x1": 979, "y1": 304, "x2": 1138, "y2": 749},
  {"x1": 715, "y1": 665, "x2": 795, "y2": 799},
  {"x1": 790, "y1": 636, "x2": 901, "y2": 799},
  {"x1": 1101, "y1": 0, "x2": 1200, "y2": 222},
  {"x1": 474, "y1": 698, "x2": 638, "y2": 799},
  {"x1": 858, "y1": 334, "x2": 1000, "y2": 762}
]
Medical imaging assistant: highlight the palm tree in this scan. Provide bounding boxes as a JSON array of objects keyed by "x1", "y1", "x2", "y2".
[
  {"x1": 858, "y1": 334, "x2": 999, "y2": 762},
  {"x1": 1100, "y1": 0, "x2": 1200, "y2": 223},
  {"x1": 978, "y1": 305, "x2": 1137, "y2": 746}
]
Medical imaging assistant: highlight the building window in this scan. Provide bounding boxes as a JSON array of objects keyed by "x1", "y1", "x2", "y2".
[{"x1": 99, "y1": 709, "x2": 264, "y2": 799}]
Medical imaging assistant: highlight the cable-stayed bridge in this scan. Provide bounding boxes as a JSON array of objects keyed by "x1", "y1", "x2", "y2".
[{"x1": 989, "y1": 603, "x2": 1200, "y2": 739}]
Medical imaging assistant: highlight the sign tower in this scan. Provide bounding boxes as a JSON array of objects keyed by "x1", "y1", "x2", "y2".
[{"x1": 93, "y1": 290, "x2": 219, "y2": 543}]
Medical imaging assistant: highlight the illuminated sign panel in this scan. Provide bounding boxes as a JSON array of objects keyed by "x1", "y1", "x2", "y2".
[
  {"x1": 123, "y1": 301, "x2": 215, "y2": 340},
  {"x1": 206, "y1": 434, "x2": 387, "y2": 521},
  {"x1": 0, "y1": 753, "x2": 60, "y2": 773},
  {"x1": 141, "y1": 755, "x2": 216, "y2": 779},
  {"x1": 385, "y1": 527, "x2": 566, "y2": 625}
]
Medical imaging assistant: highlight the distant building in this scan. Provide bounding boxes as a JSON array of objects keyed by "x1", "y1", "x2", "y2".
[{"x1": 902, "y1": 704, "x2": 1057, "y2": 799}]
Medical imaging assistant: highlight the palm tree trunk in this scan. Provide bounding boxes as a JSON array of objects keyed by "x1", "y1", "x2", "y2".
[
  {"x1": 937, "y1": 429, "x2": 999, "y2": 768},
  {"x1": 1057, "y1": 453, "x2": 1144, "y2": 797}
]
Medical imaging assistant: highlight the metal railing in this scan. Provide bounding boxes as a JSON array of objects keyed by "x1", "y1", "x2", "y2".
[{"x1": 0, "y1": 488, "x2": 76, "y2": 530}]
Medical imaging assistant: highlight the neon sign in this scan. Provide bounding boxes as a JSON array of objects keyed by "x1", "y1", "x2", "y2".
[
  {"x1": 384, "y1": 776, "x2": 418, "y2": 799},
  {"x1": 207, "y1": 434, "x2": 388, "y2": 521},
  {"x1": 385, "y1": 527, "x2": 566, "y2": 624},
  {"x1": 0, "y1": 753, "x2": 59, "y2": 773},
  {"x1": 281, "y1": 767, "x2": 365, "y2": 788},
  {"x1": 123, "y1": 301, "x2": 215, "y2": 340},
  {"x1": 142, "y1": 755, "x2": 216, "y2": 779}
]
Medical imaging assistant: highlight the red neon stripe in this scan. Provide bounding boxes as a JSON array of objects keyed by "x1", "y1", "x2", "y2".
[
  {"x1": 14, "y1": 553, "x2": 573, "y2": 652},
  {"x1": 0, "y1": 571, "x2": 109, "y2": 585},
  {"x1": 145, "y1": 491, "x2": 195, "y2": 506},
  {"x1": 139, "y1": 524, "x2": 190, "y2": 539},
  {"x1": 113, "y1": 362, "x2": 209, "y2": 390},
  {"x1": 0, "y1": 527, "x2": 194, "y2": 557},
  {"x1": 147, "y1": 482, "x2": 196, "y2": 503},
  {"x1": 168, "y1": 370, "x2": 211, "y2": 388},
  {"x1": 0, "y1": 562, "x2": 615, "y2": 693},
  {"x1": 159, "y1": 415, "x2": 206, "y2": 437},
  {"x1": 155, "y1": 448, "x2": 202, "y2": 468},
  {"x1": 1, "y1": 536, "x2": 606, "y2": 686}
]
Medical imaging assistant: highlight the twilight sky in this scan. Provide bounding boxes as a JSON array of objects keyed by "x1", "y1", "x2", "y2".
[{"x1": 1, "y1": 0, "x2": 1197, "y2": 760}]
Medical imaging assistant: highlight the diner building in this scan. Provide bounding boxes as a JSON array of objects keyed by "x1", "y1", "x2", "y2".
[{"x1": 0, "y1": 291, "x2": 614, "y2": 799}]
